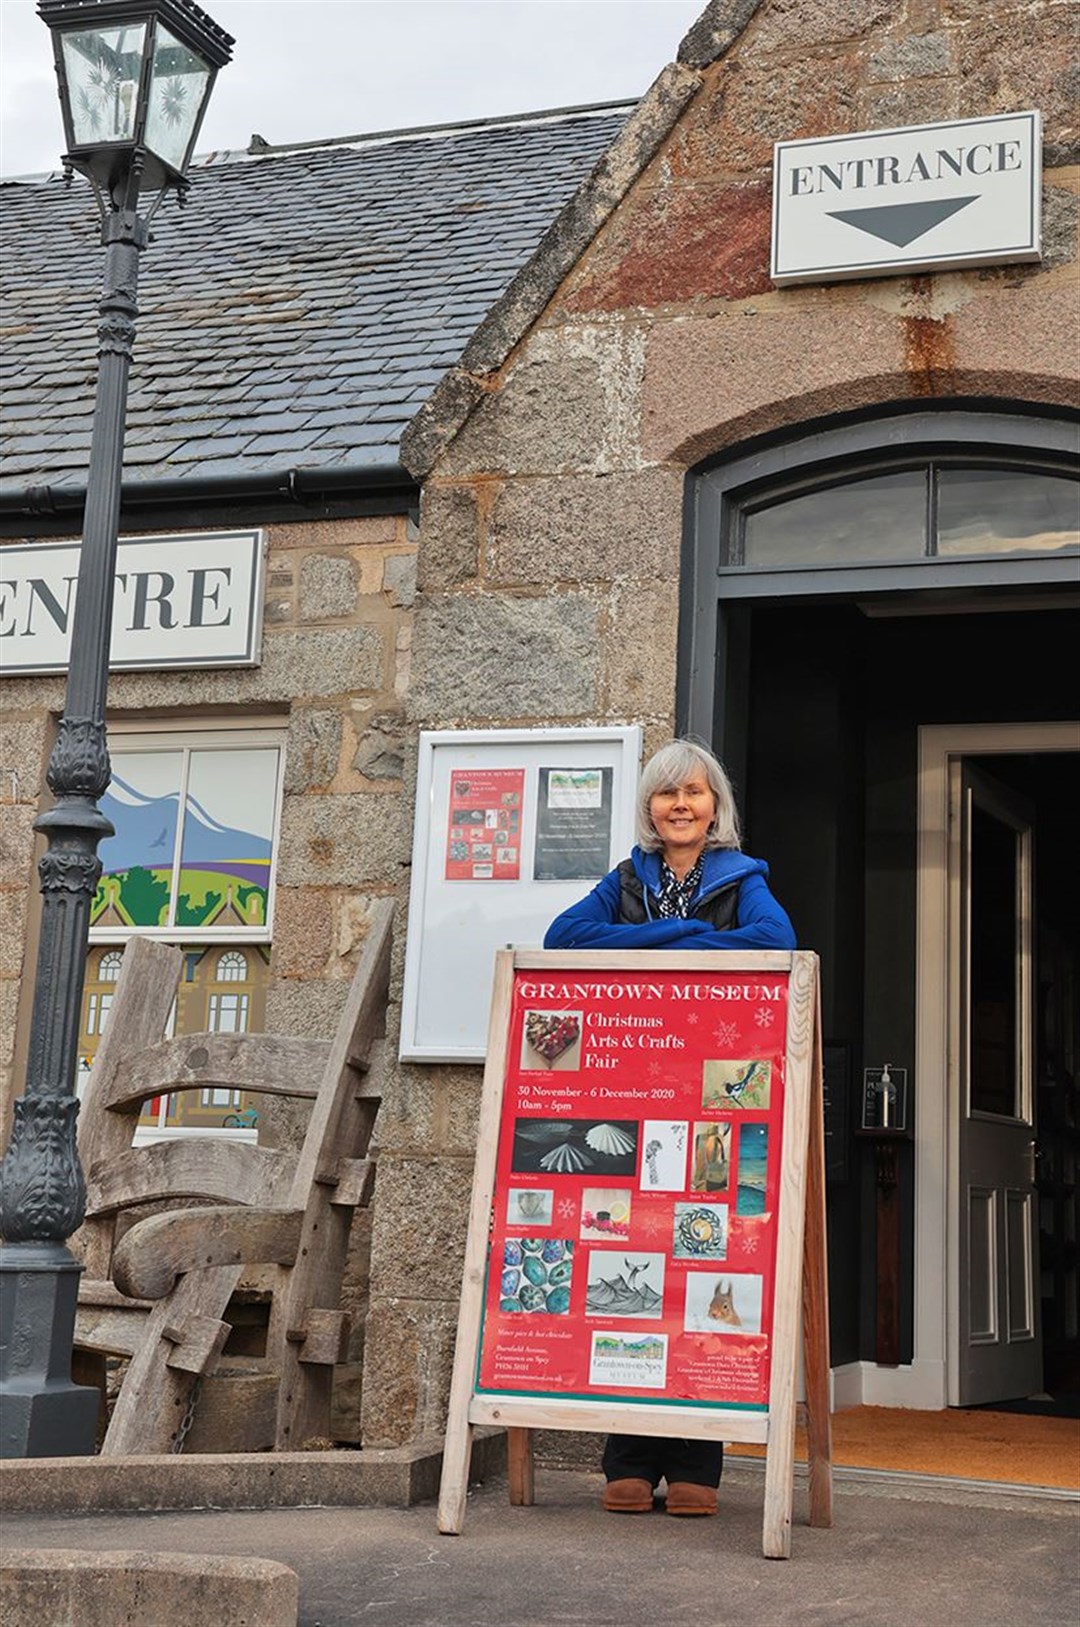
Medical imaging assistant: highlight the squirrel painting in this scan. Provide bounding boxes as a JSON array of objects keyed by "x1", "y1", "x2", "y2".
[{"x1": 707, "y1": 1279, "x2": 742, "y2": 1327}]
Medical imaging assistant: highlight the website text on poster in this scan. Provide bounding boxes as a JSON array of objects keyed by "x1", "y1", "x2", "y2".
[{"x1": 477, "y1": 969, "x2": 790, "y2": 1410}]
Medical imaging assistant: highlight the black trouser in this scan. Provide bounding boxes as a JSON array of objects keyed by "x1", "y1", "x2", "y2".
[{"x1": 602, "y1": 1433, "x2": 723, "y2": 1488}]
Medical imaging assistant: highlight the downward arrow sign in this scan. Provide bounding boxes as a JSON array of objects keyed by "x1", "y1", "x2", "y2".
[{"x1": 827, "y1": 195, "x2": 979, "y2": 248}]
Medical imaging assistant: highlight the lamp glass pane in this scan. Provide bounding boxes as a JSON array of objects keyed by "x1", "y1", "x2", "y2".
[
  {"x1": 61, "y1": 23, "x2": 147, "y2": 146},
  {"x1": 144, "y1": 24, "x2": 211, "y2": 171}
]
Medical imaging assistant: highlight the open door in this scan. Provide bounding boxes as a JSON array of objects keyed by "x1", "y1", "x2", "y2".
[{"x1": 952, "y1": 761, "x2": 1042, "y2": 1405}]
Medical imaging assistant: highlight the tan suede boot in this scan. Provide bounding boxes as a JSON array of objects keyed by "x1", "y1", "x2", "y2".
[
  {"x1": 602, "y1": 1477, "x2": 654, "y2": 1513},
  {"x1": 665, "y1": 1482, "x2": 718, "y2": 1516}
]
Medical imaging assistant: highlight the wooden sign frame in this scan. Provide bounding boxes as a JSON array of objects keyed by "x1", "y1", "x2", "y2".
[{"x1": 437, "y1": 948, "x2": 831, "y2": 1560}]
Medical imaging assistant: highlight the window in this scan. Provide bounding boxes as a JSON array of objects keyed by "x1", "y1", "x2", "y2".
[
  {"x1": 681, "y1": 410, "x2": 1079, "y2": 741},
  {"x1": 208, "y1": 990, "x2": 250, "y2": 1032},
  {"x1": 78, "y1": 721, "x2": 284, "y2": 1136},
  {"x1": 90, "y1": 726, "x2": 284, "y2": 942},
  {"x1": 733, "y1": 465, "x2": 1078, "y2": 569},
  {"x1": 86, "y1": 991, "x2": 114, "y2": 1036}
]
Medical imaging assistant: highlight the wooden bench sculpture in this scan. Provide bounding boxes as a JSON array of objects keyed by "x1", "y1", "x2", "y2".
[{"x1": 72, "y1": 898, "x2": 393, "y2": 1455}]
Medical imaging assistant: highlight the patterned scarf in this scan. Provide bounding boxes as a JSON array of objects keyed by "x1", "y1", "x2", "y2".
[{"x1": 656, "y1": 856, "x2": 703, "y2": 919}]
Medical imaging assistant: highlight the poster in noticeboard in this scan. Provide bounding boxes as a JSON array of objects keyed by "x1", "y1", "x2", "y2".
[
  {"x1": 400, "y1": 728, "x2": 640, "y2": 1064},
  {"x1": 438, "y1": 947, "x2": 832, "y2": 1560},
  {"x1": 479, "y1": 966, "x2": 785, "y2": 1409}
]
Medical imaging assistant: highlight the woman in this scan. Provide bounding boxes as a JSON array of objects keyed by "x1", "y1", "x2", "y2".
[{"x1": 544, "y1": 738, "x2": 795, "y2": 1517}]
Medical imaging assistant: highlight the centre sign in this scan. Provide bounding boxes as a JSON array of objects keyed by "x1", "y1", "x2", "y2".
[
  {"x1": 771, "y1": 111, "x2": 1041, "y2": 285},
  {"x1": 0, "y1": 529, "x2": 265, "y2": 675}
]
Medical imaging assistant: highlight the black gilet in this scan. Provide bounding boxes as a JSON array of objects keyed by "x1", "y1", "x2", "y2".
[{"x1": 616, "y1": 858, "x2": 740, "y2": 930}]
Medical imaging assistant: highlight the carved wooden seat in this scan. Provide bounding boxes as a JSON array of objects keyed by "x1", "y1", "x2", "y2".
[{"x1": 72, "y1": 899, "x2": 392, "y2": 1454}]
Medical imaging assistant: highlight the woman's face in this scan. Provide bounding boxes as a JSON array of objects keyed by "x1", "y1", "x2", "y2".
[{"x1": 648, "y1": 776, "x2": 717, "y2": 863}]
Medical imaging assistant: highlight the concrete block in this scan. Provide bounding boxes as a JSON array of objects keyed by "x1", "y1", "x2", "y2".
[
  {"x1": 0, "y1": 714, "x2": 49, "y2": 803},
  {"x1": 602, "y1": 579, "x2": 680, "y2": 719},
  {"x1": 351, "y1": 709, "x2": 406, "y2": 782},
  {"x1": 743, "y1": 0, "x2": 897, "y2": 54},
  {"x1": 666, "y1": 48, "x2": 862, "y2": 175},
  {"x1": 0, "y1": 978, "x2": 22, "y2": 1069},
  {"x1": 488, "y1": 470, "x2": 684, "y2": 584},
  {"x1": 368, "y1": 1154, "x2": 472, "y2": 1299},
  {"x1": 299, "y1": 554, "x2": 359, "y2": 622},
  {"x1": 0, "y1": 1547, "x2": 299, "y2": 1627},
  {"x1": 268, "y1": 514, "x2": 401, "y2": 550},
  {"x1": 382, "y1": 553, "x2": 417, "y2": 609},
  {"x1": 410, "y1": 592, "x2": 601, "y2": 721},
  {"x1": 416, "y1": 485, "x2": 481, "y2": 589},
  {"x1": 0, "y1": 1434, "x2": 506, "y2": 1514},
  {"x1": 641, "y1": 300, "x2": 908, "y2": 465},
  {"x1": 441, "y1": 351, "x2": 607, "y2": 477},
  {"x1": 268, "y1": 886, "x2": 337, "y2": 979},
  {"x1": 0, "y1": 891, "x2": 29, "y2": 979},
  {"x1": 0, "y1": 805, "x2": 37, "y2": 873},
  {"x1": 949, "y1": 272, "x2": 1080, "y2": 407},
  {"x1": 276, "y1": 793, "x2": 405, "y2": 888},
  {"x1": 283, "y1": 707, "x2": 343, "y2": 793},
  {"x1": 264, "y1": 975, "x2": 350, "y2": 1041},
  {"x1": 869, "y1": 32, "x2": 952, "y2": 81},
  {"x1": 564, "y1": 178, "x2": 773, "y2": 312},
  {"x1": 360, "y1": 1299, "x2": 461, "y2": 1447}
]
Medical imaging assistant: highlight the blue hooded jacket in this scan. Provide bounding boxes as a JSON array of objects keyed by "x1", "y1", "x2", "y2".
[{"x1": 543, "y1": 845, "x2": 795, "y2": 953}]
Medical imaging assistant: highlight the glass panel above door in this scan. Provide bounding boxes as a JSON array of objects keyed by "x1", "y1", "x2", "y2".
[
  {"x1": 739, "y1": 469, "x2": 927, "y2": 566},
  {"x1": 937, "y1": 469, "x2": 1080, "y2": 555}
]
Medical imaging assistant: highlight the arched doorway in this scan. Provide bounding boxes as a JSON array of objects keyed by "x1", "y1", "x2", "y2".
[{"x1": 683, "y1": 406, "x2": 1079, "y2": 1409}]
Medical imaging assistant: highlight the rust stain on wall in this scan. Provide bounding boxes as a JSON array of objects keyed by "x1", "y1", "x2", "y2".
[
  {"x1": 563, "y1": 180, "x2": 773, "y2": 313},
  {"x1": 902, "y1": 281, "x2": 957, "y2": 394}
]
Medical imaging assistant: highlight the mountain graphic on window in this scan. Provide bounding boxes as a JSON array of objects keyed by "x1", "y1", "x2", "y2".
[
  {"x1": 94, "y1": 773, "x2": 272, "y2": 928},
  {"x1": 100, "y1": 774, "x2": 271, "y2": 873}
]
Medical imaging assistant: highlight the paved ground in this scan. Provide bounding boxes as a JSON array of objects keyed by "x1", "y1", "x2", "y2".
[{"x1": 3, "y1": 1463, "x2": 1077, "y2": 1626}]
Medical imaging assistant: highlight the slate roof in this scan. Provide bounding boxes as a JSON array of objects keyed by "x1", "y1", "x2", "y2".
[{"x1": 0, "y1": 105, "x2": 631, "y2": 505}]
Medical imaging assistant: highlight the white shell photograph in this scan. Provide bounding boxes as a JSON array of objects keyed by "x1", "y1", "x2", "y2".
[{"x1": 510, "y1": 1117, "x2": 638, "y2": 1176}]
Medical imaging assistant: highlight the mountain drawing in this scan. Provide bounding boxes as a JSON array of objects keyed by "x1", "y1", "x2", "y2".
[{"x1": 100, "y1": 772, "x2": 271, "y2": 874}]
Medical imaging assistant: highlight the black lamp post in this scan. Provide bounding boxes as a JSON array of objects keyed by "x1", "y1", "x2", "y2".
[{"x1": 0, "y1": 0, "x2": 232, "y2": 1458}]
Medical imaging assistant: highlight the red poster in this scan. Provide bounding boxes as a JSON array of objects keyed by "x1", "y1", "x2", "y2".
[
  {"x1": 477, "y1": 967, "x2": 789, "y2": 1412},
  {"x1": 444, "y1": 768, "x2": 525, "y2": 881}
]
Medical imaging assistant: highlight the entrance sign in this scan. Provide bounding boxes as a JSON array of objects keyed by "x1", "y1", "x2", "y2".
[
  {"x1": 772, "y1": 112, "x2": 1041, "y2": 285},
  {"x1": 439, "y1": 948, "x2": 831, "y2": 1559},
  {"x1": 0, "y1": 529, "x2": 265, "y2": 674},
  {"x1": 400, "y1": 727, "x2": 640, "y2": 1063}
]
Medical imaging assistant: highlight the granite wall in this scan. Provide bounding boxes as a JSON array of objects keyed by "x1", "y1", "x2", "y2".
[{"x1": 361, "y1": 0, "x2": 1079, "y2": 1444}]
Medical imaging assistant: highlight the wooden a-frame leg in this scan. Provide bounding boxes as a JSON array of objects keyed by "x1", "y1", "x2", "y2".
[
  {"x1": 437, "y1": 1414, "x2": 476, "y2": 1535},
  {"x1": 507, "y1": 1427, "x2": 535, "y2": 1505},
  {"x1": 801, "y1": 993, "x2": 833, "y2": 1530}
]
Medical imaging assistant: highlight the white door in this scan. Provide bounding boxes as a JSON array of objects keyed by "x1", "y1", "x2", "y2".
[{"x1": 953, "y1": 761, "x2": 1042, "y2": 1405}]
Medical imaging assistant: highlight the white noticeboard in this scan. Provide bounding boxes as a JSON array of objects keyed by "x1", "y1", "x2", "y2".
[{"x1": 399, "y1": 726, "x2": 641, "y2": 1062}]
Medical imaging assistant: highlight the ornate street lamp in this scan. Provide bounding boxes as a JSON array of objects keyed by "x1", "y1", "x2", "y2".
[{"x1": 0, "y1": 0, "x2": 232, "y2": 1458}]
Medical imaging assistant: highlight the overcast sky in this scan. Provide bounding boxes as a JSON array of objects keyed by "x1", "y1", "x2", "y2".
[{"x1": 0, "y1": 0, "x2": 706, "y2": 177}]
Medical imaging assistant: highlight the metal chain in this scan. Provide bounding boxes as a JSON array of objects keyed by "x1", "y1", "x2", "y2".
[{"x1": 172, "y1": 1376, "x2": 203, "y2": 1455}]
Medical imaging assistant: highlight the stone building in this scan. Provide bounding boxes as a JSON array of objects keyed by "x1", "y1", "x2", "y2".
[{"x1": 2, "y1": 0, "x2": 1078, "y2": 1450}]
